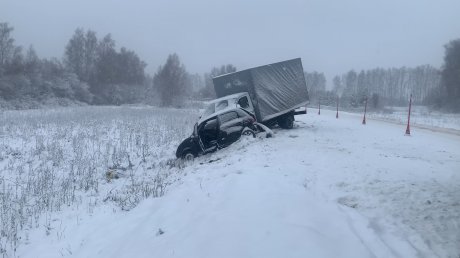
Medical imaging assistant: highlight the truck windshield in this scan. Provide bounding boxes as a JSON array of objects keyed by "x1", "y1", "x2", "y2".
[{"x1": 202, "y1": 100, "x2": 230, "y2": 117}]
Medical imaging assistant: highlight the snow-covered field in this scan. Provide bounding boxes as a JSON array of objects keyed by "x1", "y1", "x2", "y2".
[
  {"x1": 1, "y1": 106, "x2": 459, "y2": 258},
  {"x1": 368, "y1": 106, "x2": 460, "y2": 132},
  {"x1": 319, "y1": 104, "x2": 460, "y2": 132},
  {"x1": 0, "y1": 106, "x2": 199, "y2": 255}
]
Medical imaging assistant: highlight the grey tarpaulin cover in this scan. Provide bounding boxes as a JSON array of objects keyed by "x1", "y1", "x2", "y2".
[{"x1": 212, "y1": 58, "x2": 309, "y2": 122}]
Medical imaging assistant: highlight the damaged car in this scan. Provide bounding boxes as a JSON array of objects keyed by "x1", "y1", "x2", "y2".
[{"x1": 176, "y1": 108, "x2": 257, "y2": 160}]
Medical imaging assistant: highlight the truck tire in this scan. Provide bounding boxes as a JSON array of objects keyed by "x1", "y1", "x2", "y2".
[{"x1": 278, "y1": 113, "x2": 294, "y2": 129}]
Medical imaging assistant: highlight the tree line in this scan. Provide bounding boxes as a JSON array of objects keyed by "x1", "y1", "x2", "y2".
[
  {"x1": 305, "y1": 40, "x2": 460, "y2": 112},
  {"x1": 0, "y1": 23, "x2": 93, "y2": 108},
  {"x1": 331, "y1": 65, "x2": 441, "y2": 108},
  {"x1": 0, "y1": 22, "x2": 233, "y2": 109},
  {"x1": 0, "y1": 23, "x2": 150, "y2": 108},
  {"x1": 1, "y1": 21, "x2": 459, "y2": 111}
]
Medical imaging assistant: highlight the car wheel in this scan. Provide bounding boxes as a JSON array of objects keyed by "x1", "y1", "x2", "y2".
[
  {"x1": 241, "y1": 128, "x2": 256, "y2": 138},
  {"x1": 182, "y1": 150, "x2": 195, "y2": 161}
]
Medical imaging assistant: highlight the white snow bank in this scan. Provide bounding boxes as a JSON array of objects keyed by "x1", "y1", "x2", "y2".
[{"x1": 13, "y1": 108, "x2": 460, "y2": 258}]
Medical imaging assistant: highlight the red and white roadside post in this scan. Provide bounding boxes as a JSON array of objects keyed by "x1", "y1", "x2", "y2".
[
  {"x1": 405, "y1": 94, "x2": 412, "y2": 135},
  {"x1": 336, "y1": 96, "x2": 339, "y2": 119},
  {"x1": 362, "y1": 96, "x2": 368, "y2": 125}
]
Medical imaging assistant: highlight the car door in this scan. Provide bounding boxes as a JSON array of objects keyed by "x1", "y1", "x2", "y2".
[
  {"x1": 198, "y1": 117, "x2": 219, "y2": 153},
  {"x1": 218, "y1": 111, "x2": 244, "y2": 147}
]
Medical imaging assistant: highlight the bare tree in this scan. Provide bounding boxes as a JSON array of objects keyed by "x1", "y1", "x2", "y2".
[
  {"x1": 304, "y1": 71, "x2": 326, "y2": 103},
  {"x1": 201, "y1": 64, "x2": 237, "y2": 99},
  {"x1": 0, "y1": 22, "x2": 15, "y2": 76},
  {"x1": 64, "y1": 28, "x2": 85, "y2": 80},
  {"x1": 442, "y1": 39, "x2": 460, "y2": 111},
  {"x1": 24, "y1": 45, "x2": 39, "y2": 75},
  {"x1": 154, "y1": 53, "x2": 189, "y2": 107},
  {"x1": 83, "y1": 30, "x2": 98, "y2": 82}
]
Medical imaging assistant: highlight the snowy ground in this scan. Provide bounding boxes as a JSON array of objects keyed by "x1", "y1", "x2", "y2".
[
  {"x1": 317, "y1": 104, "x2": 460, "y2": 132},
  {"x1": 0, "y1": 106, "x2": 199, "y2": 255},
  {"x1": 4, "y1": 107, "x2": 460, "y2": 258},
  {"x1": 368, "y1": 106, "x2": 460, "y2": 133}
]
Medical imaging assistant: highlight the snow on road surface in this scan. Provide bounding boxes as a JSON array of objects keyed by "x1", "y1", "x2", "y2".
[{"x1": 18, "y1": 109, "x2": 460, "y2": 258}]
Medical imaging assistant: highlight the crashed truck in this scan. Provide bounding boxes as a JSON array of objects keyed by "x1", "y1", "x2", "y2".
[
  {"x1": 175, "y1": 58, "x2": 309, "y2": 160},
  {"x1": 204, "y1": 58, "x2": 309, "y2": 129}
]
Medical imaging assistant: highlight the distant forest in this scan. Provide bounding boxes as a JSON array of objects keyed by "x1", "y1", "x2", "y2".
[
  {"x1": 1, "y1": 22, "x2": 459, "y2": 111},
  {"x1": 306, "y1": 66, "x2": 441, "y2": 109}
]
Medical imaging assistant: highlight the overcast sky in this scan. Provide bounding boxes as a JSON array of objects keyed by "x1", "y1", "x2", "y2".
[{"x1": 1, "y1": 0, "x2": 460, "y2": 85}]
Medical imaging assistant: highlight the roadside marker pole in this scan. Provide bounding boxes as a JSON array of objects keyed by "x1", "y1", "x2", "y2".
[
  {"x1": 362, "y1": 96, "x2": 368, "y2": 125},
  {"x1": 318, "y1": 100, "x2": 321, "y2": 115},
  {"x1": 336, "y1": 96, "x2": 339, "y2": 119},
  {"x1": 405, "y1": 94, "x2": 412, "y2": 135}
]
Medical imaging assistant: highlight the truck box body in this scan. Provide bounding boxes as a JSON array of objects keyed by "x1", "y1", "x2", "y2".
[{"x1": 212, "y1": 58, "x2": 309, "y2": 122}]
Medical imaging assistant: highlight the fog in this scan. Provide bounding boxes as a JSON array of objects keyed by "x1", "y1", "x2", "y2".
[{"x1": 1, "y1": 0, "x2": 460, "y2": 81}]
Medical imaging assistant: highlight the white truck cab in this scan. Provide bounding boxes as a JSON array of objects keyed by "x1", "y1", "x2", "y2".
[{"x1": 200, "y1": 92, "x2": 255, "y2": 124}]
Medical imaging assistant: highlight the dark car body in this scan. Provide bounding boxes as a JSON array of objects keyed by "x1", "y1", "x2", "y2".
[{"x1": 176, "y1": 108, "x2": 256, "y2": 159}]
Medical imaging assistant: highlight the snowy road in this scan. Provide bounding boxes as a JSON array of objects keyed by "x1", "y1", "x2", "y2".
[{"x1": 18, "y1": 109, "x2": 460, "y2": 258}]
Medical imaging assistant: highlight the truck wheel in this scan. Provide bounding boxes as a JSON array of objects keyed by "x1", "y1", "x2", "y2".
[
  {"x1": 278, "y1": 114, "x2": 294, "y2": 129},
  {"x1": 182, "y1": 150, "x2": 195, "y2": 161}
]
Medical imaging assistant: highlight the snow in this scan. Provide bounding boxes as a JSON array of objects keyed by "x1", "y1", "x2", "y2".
[
  {"x1": 366, "y1": 105, "x2": 460, "y2": 131},
  {"x1": 9, "y1": 108, "x2": 460, "y2": 258}
]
